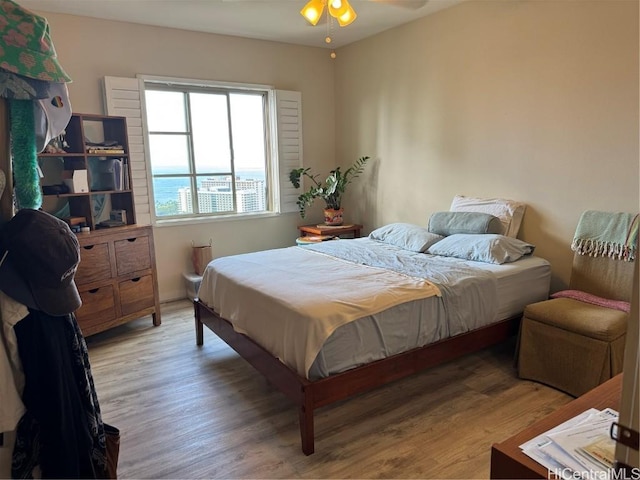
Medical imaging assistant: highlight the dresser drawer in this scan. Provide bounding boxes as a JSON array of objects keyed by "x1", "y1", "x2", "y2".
[
  {"x1": 75, "y1": 285, "x2": 117, "y2": 330},
  {"x1": 115, "y1": 235, "x2": 151, "y2": 276},
  {"x1": 76, "y1": 242, "x2": 111, "y2": 284},
  {"x1": 119, "y1": 275, "x2": 154, "y2": 316}
]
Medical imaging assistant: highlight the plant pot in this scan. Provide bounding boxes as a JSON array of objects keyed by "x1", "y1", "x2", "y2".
[{"x1": 324, "y1": 208, "x2": 344, "y2": 226}]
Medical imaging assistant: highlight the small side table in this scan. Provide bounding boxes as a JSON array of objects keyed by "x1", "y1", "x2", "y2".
[{"x1": 298, "y1": 224, "x2": 363, "y2": 238}]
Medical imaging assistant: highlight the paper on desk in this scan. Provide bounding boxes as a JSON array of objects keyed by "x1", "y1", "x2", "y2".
[
  {"x1": 520, "y1": 408, "x2": 600, "y2": 451},
  {"x1": 520, "y1": 409, "x2": 599, "y2": 478},
  {"x1": 547, "y1": 409, "x2": 618, "y2": 473},
  {"x1": 519, "y1": 408, "x2": 619, "y2": 478},
  {"x1": 538, "y1": 441, "x2": 592, "y2": 479},
  {"x1": 578, "y1": 435, "x2": 616, "y2": 469}
]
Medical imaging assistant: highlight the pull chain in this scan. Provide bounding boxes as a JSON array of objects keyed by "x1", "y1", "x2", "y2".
[{"x1": 325, "y1": 4, "x2": 336, "y2": 59}]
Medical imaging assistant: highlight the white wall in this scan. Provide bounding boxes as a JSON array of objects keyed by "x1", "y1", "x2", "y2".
[
  {"x1": 36, "y1": 0, "x2": 640, "y2": 298},
  {"x1": 38, "y1": 13, "x2": 337, "y2": 301},
  {"x1": 335, "y1": 0, "x2": 639, "y2": 290}
]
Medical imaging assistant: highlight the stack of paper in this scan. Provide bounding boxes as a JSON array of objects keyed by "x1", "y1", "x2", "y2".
[{"x1": 520, "y1": 408, "x2": 618, "y2": 479}]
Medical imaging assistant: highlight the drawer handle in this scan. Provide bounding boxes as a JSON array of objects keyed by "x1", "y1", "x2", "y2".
[
  {"x1": 88, "y1": 288, "x2": 100, "y2": 294},
  {"x1": 83, "y1": 245, "x2": 95, "y2": 250},
  {"x1": 131, "y1": 277, "x2": 141, "y2": 282},
  {"x1": 127, "y1": 238, "x2": 137, "y2": 243}
]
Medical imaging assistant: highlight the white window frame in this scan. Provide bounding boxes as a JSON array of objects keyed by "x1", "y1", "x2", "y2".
[{"x1": 103, "y1": 75, "x2": 302, "y2": 226}]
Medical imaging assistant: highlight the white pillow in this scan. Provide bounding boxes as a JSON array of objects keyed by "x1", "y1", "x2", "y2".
[
  {"x1": 449, "y1": 195, "x2": 526, "y2": 238},
  {"x1": 369, "y1": 223, "x2": 443, "y2": 253}
]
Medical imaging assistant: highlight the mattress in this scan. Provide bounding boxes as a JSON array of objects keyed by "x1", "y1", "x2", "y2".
[
  {"x1": 308, "y1": 254, "x2": 550, "y2": 379},
  {"x1": 199, "y1": 238, "x2": 551, "y2": 380}
]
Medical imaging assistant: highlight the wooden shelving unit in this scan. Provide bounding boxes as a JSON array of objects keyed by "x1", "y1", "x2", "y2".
[
  {"x1": 39, "y1": 113, "x2": 135, "y2": 230},
  {"x1": 37, "y1": 113, "x2": 161, "y2": 336}
]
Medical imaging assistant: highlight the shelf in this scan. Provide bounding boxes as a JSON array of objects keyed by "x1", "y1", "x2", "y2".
[
  {"x1": 43, "y1": 190, "x2": 133, "y2": 198},
  {"x1": 34, "y1": 114, "x2": 159, "y2": 337},
  {"x1": 38, "y1": 152, "x2": 86, "y2": 158},
  {"x1": 43, "y1": 193, "x2": 88, "y2": 199},
  {"x1": 38, "y1": 113, "x2": 135, "y2": 230}
]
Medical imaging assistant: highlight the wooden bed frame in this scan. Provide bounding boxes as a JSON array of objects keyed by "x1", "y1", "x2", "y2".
[{"x1": 194, "y1": 299, "x2": 520, "y2": 455}]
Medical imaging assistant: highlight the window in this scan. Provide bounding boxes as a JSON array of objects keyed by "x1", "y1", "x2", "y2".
[
  {"x1": 104, "y1": 76, "x2": 302, "y2": 225},
  {"x1": 143, "y1": 82, "x2": 271, "y2": 219}
]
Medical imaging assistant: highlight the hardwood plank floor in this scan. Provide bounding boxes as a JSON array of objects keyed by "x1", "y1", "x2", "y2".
[{"x1": 85, "y1": 300, "x2": 571, "y2": 479}]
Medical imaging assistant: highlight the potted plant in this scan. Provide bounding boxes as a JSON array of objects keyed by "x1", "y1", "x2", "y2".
[{"x1": 289, "y1": 155, "x2": 370, "y2": 225}]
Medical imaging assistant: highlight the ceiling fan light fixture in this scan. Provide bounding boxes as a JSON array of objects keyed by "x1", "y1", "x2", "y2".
[
  {"x1": 327, "y1": 0, "x2": 349, "y2": 19},
  {"x1": 335, "y1": 2, "x2": 357, "y2": 27},
  {"x1": 300, "y1": 0, "x2": 325, "y2": 26}
]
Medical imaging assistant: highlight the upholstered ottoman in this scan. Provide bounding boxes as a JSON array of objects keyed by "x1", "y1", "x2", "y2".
[{"x1": 517, "y1": 297, "x2": 628, "y2": 397}]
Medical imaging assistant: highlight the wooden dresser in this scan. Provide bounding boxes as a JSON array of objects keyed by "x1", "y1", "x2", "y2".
[{"x1": 74, "y1": 225, "x2": 161, "y2": 336}]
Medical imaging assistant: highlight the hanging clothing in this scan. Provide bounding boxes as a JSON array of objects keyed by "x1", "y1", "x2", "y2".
[
  {"x1": 11, "y1": 310, "x2": 107, "y2": 479},
  {"x1": 0, "y1": 290, "x2": 28, "y2": 433}
]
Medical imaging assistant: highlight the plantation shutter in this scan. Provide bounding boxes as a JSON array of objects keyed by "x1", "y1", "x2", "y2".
[
  {"x1": 103, "y1": 77, "x2": 302, "y2": 219},
  {"x1": 103, "y1": 76, "x2": 152, "y2": 225},
  {"x1": 275, "y1": 90, "x2": 303, "y2": 214}
]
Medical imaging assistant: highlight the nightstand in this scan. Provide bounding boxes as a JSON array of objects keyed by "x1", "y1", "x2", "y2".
[{"x1": 298, "y1": 224, "x2": 363, "y2": 238}]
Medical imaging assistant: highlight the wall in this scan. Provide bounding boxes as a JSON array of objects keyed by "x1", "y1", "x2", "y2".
[
  {"x1": 35, "y1": 1, "x2": 640, "y2": 298},
  {"x1": 335, "y1": 0, "x2": 639, "y2": 290},
  {"x1": 37, "y1": 13, "x2": 337, "y2": 301}
]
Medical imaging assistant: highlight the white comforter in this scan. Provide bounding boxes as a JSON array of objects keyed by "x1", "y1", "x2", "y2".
[{"x1": 199, "y1": 238, "x2": 499, "y2": 378}]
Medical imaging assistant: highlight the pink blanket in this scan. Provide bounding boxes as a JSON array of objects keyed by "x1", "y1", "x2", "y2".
[{"x1": 550, "y1": 289, "x2": 630, "y2": 313}]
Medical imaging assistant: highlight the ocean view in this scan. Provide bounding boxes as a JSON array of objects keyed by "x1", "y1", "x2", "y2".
[{"x1": 152, "y1": 168, "x2": 266, "y2": 205}]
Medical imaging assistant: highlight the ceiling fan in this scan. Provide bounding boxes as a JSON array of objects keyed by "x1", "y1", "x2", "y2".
[
  {"x1": 300, "y1": 0, "x2": 429, "y2": 27},
  {"x1": 298, "y1": 0, "x2": 428, "y2": 57}
]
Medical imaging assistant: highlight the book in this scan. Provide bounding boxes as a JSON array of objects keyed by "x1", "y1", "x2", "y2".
[
  {"x1": 113, "y1": 159, "x2": 122, "y2": 190},
  {"x1": 302, "y1": 235, "x2": 336, "y2": 242},
  {"x1": 296, "y1": 235, "x2": 338, "y2": 245},
  {"x1": 122, "y1": 159, "x2": 130, "y2": 190},
  {"x1": 63, "y1": 216, "x2": 87, "y2": 227},
  {"x1": 87, "y1": 148, "x2": 125, "y2": 154},
  {"x1": 97, "y1": 219, "x2": 126, "y2": 228},
  {"x1": 316, "y1": 223, "x2": 354, "y2": 229}
]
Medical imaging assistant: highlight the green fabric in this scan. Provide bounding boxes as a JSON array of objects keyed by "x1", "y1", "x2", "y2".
[
  {"x1": 10, "y1": 98, "x2": 41, "y2": 209},
  {"x1": 0, "y1": 1, "x2": 71, "y2": 83},
  {"x1": 427, "y1": 211, "x2": 502, "y2": 236},
  {"x1": 571, "y1": 210, "x2": 638, "y2": 262}
]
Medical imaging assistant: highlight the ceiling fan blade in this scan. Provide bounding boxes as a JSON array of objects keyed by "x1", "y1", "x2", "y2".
[{"x1": 371, "y1": 0, "x2": 429, "y2": 10}]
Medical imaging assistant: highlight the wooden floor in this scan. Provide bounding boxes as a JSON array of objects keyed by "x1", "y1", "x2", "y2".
[{"x1": 86, "y1": 300, "x2": 571, "y2": 479}]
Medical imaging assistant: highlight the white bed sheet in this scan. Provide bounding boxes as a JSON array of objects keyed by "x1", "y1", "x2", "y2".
[
  {"x1": 200, "y1": 237, "x2": 550, "y2": 380},
  {"x1": 308, "y1": 255, "x2": 550, "y2": 379}
]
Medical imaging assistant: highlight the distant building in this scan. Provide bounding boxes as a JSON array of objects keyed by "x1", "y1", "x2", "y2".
[{"x1": 178, "y1": 177, "x2": 266, "y2": 214}]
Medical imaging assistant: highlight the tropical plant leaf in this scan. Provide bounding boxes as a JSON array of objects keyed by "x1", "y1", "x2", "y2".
[{"x1": 289, "y1": 156, "x2": 370, "y2": 219}]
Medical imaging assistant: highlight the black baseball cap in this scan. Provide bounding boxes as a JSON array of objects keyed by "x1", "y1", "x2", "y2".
[{"x1": 0, "y1": 209, "x2": 81, "y2": 316}]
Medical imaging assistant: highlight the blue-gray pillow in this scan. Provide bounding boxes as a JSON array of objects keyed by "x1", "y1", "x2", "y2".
[
  {"x1": 426, "y1": 234, "x2": 535, "y2": 264},
  {"x1": 369, "y1": 223, "x2": 444, "y2": 253},
  {"x1": 428, "y1": 211, "x2": 503, "y2": 236}
]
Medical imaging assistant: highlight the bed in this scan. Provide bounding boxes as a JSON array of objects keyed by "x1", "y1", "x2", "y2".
[{"x1": 194, "y1": 199, "x2": 551, "y2": 454}]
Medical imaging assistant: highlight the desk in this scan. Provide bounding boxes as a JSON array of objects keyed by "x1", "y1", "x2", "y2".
[
  {"x1": 298, "y1": 224, "x2": 363, "y2": 238},
  {"x1": 490, "y1": 374, "x2": 622, "y2": 479}
]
